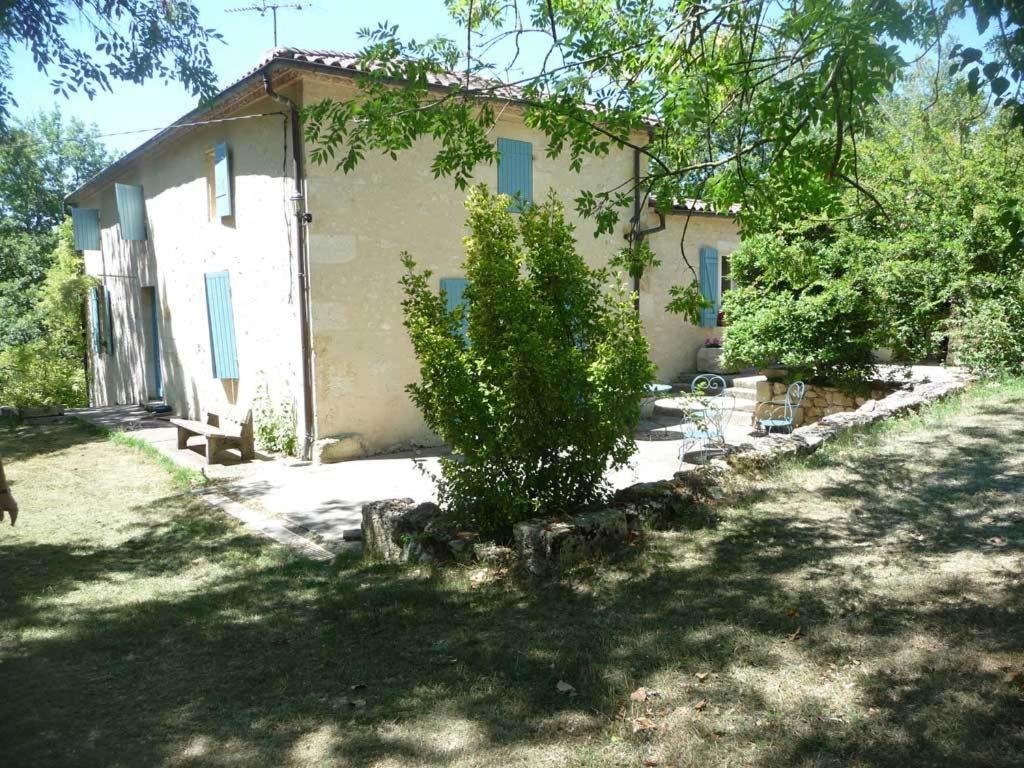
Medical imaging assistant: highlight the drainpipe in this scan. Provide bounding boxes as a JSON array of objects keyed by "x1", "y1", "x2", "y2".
[
  {"x1": 264, "y1": 69, "x2": 316, "y2": 461},
  {"x1": 630, "y1": 146, "x2": 665, "y2": 312}
]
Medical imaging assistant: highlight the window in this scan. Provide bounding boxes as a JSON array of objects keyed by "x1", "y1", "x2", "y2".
[
  {"x1": 205, "y1": 150, "x2": 217, "y2": 220},
  {"x1": 440, "y1": 277, "x2": 469, "y2": 340},
  {"x1": 89, "y1": 285, "x2": 114, "y2": 355},
  {"x1": 206, "y1": 143, "x2": 234, "y2": 220},
  {"x1": 71, "y1": 208, "x2": 101, "y2": 250},
  {"x1": 496, "y1": 138, "x2": 533, "y2": 211},
  {"x1": 114, "y1": 183, "x2": 147, "y2": 240},
  {"x1": 720, "y1": 253, "x2": 733, "y2": 296}
]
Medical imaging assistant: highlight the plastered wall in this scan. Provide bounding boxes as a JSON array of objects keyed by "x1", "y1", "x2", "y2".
[
  {"x1": 301, "y1": 75, "x2": 741, "y2": 455},
  {"x1": 77, "y1": 84, "x2": 306, "y2": 437},
  {"x1": 641, "y1": 212, "x2": 741, "y2": 379}
]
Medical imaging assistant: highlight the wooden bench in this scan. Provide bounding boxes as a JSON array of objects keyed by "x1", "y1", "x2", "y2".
[{"x1": 169, "y1": 407, "x2": 254, "y2": 465}]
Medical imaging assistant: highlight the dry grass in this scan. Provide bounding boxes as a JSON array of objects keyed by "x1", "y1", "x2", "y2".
[{"x1": 1, "y1": 381, "x2": 1023, "y2": 767}]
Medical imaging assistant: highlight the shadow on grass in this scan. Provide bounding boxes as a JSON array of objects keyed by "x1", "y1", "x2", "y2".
[
  {"x1": 0, "y1": 418, "x2": 104, "y2": 460},
  {"x1": 1, "y1": 391, "x2": 1023, "y2": 766}
]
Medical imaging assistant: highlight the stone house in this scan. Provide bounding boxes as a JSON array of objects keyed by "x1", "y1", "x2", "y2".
[{"x1": 67, "y1": 48, "x2": 740, "y2": 461}]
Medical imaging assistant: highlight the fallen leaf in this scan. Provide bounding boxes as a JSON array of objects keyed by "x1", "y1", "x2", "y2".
[
  {"x1": 788, "y1": 626, "x2": 803, "y2": 641},
  {"x1": 642, "y1": 760, "x2": 659, "y2": 766},
  {"x1": 556, "y1": 680, "x2": 576, "y2": 695},
  {"x1": 694, "y1": 698, "x2": 708, "y2": 712},
  {"x1": 349, "y1": 698, "x2": 366, "y2": 708},
  {"x1": 786, "y1": 609, "x2": 800, "y2": 617},
  {"x1": 695, "y1": 671, "x2": 710, "y2": 682},
  {"x1": 631, "y1": 716, "x2": 657, "y2": 734},
  {"x1": 630, "y1": 687, "x2": 649, "y2": 702},
  {"x1": 987, "y1": 536, "x2": 1008, "y2": 547},
  {"x1": 350, "y1": 683, "x2": 366, "y2": 691}
]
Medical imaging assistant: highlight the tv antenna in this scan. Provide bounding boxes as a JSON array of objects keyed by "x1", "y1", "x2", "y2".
[{"x1": 225, "y1": 2, "x2": 306, "y2": 47}]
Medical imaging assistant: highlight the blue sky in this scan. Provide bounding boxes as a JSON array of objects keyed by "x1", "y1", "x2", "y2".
[
  {"x1": 8, "y1": 0, "x2": 468, "y2": 153},
  {"x1": 7, "y1": 1, "x2": 989, "y2": 155}
]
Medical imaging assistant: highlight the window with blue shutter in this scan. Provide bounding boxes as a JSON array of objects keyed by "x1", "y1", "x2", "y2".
[
  {"x1": 440, "y1": 277, "x2": 469, "y2": 340},
  {"x1": 204, "y1": 271, "x2": 240, "y2": 379},
  {"x1": 104, "y1": 286, "x2": 115, "y2": 354},
  {"x1": 699, "y1": 246, "x2": 720, "y2": 328},
  {"x1": 115, "y1": 183, "x2": 147, "y2": 240},
  {"x1": 89, "y1": 287, "x2": 101, "y2": 354},
  {"x1": 71, "y1": 208, "x2": 101, "y2": 250},
  {"x1": 497, "y1": 138, "x2": 533, "y2": 211},
  {"x1": 214, "y1": 142, "x2": 233, "y2": 218}
]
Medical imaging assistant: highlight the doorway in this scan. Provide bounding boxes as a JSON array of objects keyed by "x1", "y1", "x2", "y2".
[{"x1": 140, "y1": 287, "x2": 162, "y2": 400}]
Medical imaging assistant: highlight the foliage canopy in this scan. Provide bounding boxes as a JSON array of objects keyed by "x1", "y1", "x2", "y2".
[
  {"x1": 0, "y1": 220, "x2": 92, "y2": 407},
  {"x1": 722, "y1": 62, "x2": 1024, "y2": 381},
  {"x1": 0, "y1": 1, "x2": 220, "y2": 127}
]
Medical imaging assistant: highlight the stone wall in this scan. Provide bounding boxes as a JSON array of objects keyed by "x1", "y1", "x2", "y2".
[
  {"x1": 755, "y1": 381, "x2": 890, "y2": 428},
  {"x1": 730, "y1": 369, "x2": 972, "y2": 470}
]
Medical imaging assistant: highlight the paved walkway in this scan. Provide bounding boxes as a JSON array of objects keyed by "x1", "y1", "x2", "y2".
[
  {"x1": 70, "y1": 365, "x2": 961, "y2": 558},
  {"x1": 69, "y1": 403, "x2": 758, "y2": 555}
]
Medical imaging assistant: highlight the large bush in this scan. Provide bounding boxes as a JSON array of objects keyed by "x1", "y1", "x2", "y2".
[
  {"x1": 722, "y1": 230, "x2": 880, "y2": 387},
  {"x1": 722, "y1": 63, "x2": 1024, "y2": 381},
  {"x1": 400, "y1": 186, "x2": 654, "y2": 536},
  {"x1": 948, "y1": 292, "x2": 1024, "y2": 375}
]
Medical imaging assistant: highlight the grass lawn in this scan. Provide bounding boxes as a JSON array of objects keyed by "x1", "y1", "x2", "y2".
[{"x1": 2, "y1": 382, "x2": 1024, "y2": 767}]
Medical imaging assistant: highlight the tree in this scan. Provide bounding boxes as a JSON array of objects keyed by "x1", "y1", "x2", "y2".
[
  {"x1": 400, "y1": 186, "x2": 653, "y2": 535},
  {"x1": 721, "y1": 60, "x2": 1024, "y2": 381},
  {"x1": 0, "y1": 0, "x2": 221, "y2": 127},
  {"x1": 949, "y1": 0, "x2": 1024, "y2": 128},
  {"x1": 301, "y1": 2, "x2": 1024, "y2": 325},
  {"x1": 0, "y1": 220, "x2": 93, "y2": 407},
  {"x1": 0, "y1": 110, "x2": 111, "y2": 232},
  {"x1": 0, "y1": 109, "x2": 110, "y2": 351}
]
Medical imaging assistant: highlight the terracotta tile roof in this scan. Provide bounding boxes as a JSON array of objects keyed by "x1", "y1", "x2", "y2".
[{"x1": 251, "y1": 47, "x2": 527, "y2": 100}]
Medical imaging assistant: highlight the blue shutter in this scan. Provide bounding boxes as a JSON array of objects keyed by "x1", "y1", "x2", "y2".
[
  {"x1": 89, "y1": 287, "x2": 101, "y2": 354},
  {"x1": 104, "y1": 287, "x2": 115, "y2": 355},
  {"x1": 204, "y1": 271, "x2": 240, "y2": 379},
  {"x1": 440, "y1": 277, "x2": 469, "y2": 339},
  {"x1": 71, "y1": 208, "x2": 101, "y2": 250},
  {"x1": 699, "y1": 246, "x2": 720, "y2": 328},
  {"x1": 214, "y1": 142, "x2": 233, "y2": 218},
  {"x1": 497, "y1": 138, "x2": 533, "y2": 211},
  {"x1": 115, "y1": 183, "x2": 147, "y2": 240}
]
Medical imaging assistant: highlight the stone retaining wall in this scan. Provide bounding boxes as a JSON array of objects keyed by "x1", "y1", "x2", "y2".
[
  {"x1": 755, "y1": 381, "x2": 890, "y2": 427},
  {"x1": 360, "y1": 367, "x2": 972, "y2": 577},
  {"x1": 732, "y1": 370, "x2": 972, "y2": 470}
]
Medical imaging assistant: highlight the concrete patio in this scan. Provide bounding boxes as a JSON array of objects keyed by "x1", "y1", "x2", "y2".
[
  {"x1": 68, "y1": 399, "x2": 762, "y2": 553},
  {"x1": 74, "y1": 363, "x2": 969, "y2": 554}
]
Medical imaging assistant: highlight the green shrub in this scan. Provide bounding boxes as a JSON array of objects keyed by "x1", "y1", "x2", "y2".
[
  {"x1": 721, "y1": 231, "x2": 878, "y2": 387},
  {"x1": 948, "y1": 295, "x2": 1024, "y2": 375},
  {"x1": 0, "y1": 340, "x2": 87, "y2": 407},
  {"x1": 400, "y1": 186, "x2": 654, "y2": 536}
]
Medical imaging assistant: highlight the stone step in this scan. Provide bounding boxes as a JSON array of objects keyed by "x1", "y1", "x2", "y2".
[
  {"x1": 658, "y1": 386, "x2": 759, "y2": 404},
  {"x1": 653, "y1": 397, "x2": 756, "y2": 417},
  {"x1": 672, "y1": 371, "x2": 764, "y2": 391},
  {"x1": 730, "y1": 374, "x2": 766, "y2": 393}
]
